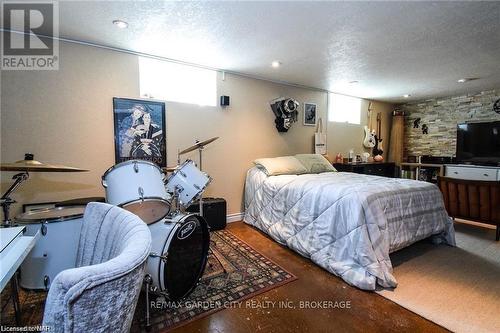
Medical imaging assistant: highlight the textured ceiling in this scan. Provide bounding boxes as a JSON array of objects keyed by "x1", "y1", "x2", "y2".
[{"x1": 51, "y1": 1, "x2": 500, "y2": 102}]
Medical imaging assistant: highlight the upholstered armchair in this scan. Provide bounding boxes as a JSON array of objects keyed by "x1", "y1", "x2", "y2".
[{"x1": 42, "y1": 202, "x2": 152, "y2": 332}]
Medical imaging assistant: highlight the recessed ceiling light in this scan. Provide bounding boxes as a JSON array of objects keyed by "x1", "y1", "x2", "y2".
[
  {"x1": 403, "y1": 94, "x2": 411, "y2": 98},
  {"x1": 457, "y1": 78, "x2": 467, "y2": 83},
  {"x1": 271, "y1": 61, "x2": 281, "y2": 68},
  {"x1": 113, "y1": 20, "x2": 128, "y2": 29}
]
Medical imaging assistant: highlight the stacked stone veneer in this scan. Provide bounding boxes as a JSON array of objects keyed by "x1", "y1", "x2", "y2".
[{"x1": 400, "y1": 89, "x2": 500, "y2": 158}]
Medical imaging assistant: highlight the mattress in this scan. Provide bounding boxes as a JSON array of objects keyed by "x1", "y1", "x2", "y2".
[{"x1": 244, "y1": 167, "x2": 455, "y2": 290}]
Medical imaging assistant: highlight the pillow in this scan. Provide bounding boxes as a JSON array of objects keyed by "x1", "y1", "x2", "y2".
[
  {"x1": 253, "y1": 156, "x2": 308, "y2": 176},
  {"x1": 295, "y1": 154, "x2": 337, "y2": 174}
]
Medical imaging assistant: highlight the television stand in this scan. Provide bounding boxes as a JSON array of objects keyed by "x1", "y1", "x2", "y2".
[{"x1": 444, "y1": 164, "x2": 500, "y2": 181}]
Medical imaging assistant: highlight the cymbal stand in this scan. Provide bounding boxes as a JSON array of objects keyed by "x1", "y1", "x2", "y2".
[
  {"x1": 1, "y1": 172, "x2": 29, "y2": 227},
  {"x1": 197, "y1": 142, "x2": 204, "y2": 217}
]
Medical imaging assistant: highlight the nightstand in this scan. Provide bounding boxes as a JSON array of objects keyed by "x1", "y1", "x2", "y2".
[{"x1": 332, "y1": 162, "x2": 396, "y2": 178}]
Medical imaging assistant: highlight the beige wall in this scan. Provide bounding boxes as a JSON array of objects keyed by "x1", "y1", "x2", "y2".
[
  {"x1": 327, "y1": 100, "x2": 393, "y2": 160},
  {"x1": 0, "y1": 42, "x2": 327, "y2": 216},
  {"x1": 1, "y1": 41, "x2": 393, "y2": 217}
]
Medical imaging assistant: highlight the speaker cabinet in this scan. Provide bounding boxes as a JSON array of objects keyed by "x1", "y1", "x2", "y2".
[{"x1": 186, "y1": 197, "x2": 227, "y2": 230}]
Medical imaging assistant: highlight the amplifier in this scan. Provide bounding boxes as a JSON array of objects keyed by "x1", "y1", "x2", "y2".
[{"x1": 186, "y1": 197, "x2": 227, "y2": 231}]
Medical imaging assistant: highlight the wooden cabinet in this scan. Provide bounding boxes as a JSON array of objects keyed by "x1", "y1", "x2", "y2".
[{"x1": 332, "y1": 162, "x2": 395, "y2": 178}]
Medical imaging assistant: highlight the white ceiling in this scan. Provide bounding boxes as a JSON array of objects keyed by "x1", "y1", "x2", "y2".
[{"x1": 53, "y1": 1, "x2": 500, "y2": 103}]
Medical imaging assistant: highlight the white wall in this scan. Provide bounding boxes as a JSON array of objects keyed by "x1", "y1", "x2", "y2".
[{"x1": 327, "y1": 99, "x2": 394, "y2": 160}]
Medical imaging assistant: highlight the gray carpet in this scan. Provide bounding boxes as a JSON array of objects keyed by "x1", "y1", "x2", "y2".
[{"x1": 376, "y1": 221, "x2": 500, "y2": 333}]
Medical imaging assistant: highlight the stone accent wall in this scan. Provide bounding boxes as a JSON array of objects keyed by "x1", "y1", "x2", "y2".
[{"x1": 400, "y1": 89, "x2": 500, "y2": 158}]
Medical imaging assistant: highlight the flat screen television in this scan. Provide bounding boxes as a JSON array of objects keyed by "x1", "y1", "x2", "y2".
[{"x1": 456, "y1": 121, "x2": 500, "y2": 166}]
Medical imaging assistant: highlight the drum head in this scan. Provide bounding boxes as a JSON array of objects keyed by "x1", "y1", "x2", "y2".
[
  {"x1": 122, "y1": 199, "x2": 170, "y2": 225},
  {"x1": 163, "y1": 215, "x2": 209, "y2": 300},
  {"x1": 15, "y1": 206, "x2": 85, "y2": 224}
]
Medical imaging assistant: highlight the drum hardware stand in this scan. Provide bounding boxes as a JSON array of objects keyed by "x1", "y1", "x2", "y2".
[
  {"x1": 1, "y1": 172, "x2": 29, "y2": 227},
  {"x1": 167, "y1": 186, "x2": 183, "y2": 218},
  {"x1": 197, "y1": 141, "x2": 205, "y2": 217},
  {"x1": 143, "y1": 274, "x2": 152, "y2": 332},
  {"x1": 11, "y1": 271, "x2": 22, "y2": 325}
]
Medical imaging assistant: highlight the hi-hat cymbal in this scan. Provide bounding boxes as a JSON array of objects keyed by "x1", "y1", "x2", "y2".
[
  {"x1": 179, "y1": 137, "x2": 219, "y2": 155},
  {"x1": 0, "y1": 159, "x2": 88, "y2": 172}
]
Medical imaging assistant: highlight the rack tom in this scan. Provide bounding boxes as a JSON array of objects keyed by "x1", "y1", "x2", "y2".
[{"x1": 102, "y1": 160, "x2": 171, "y2": 224}]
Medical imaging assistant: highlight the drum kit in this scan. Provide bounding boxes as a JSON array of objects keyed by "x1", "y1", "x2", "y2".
[{"x1": 0, "y1": 137, "x2": 219, "y2": 327}]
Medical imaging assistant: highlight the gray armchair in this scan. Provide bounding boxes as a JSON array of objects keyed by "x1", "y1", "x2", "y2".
[{"x1": 42, "y1": 202, "x2": 152, "y2": 332}]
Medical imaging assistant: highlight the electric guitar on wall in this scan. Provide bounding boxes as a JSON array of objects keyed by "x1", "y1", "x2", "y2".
[
  {"x1": 363, "y1": 102, "x2": 376, "y2": 148},
  {"x1": 373, "y1": 112, "x2": 384, "y2": 156}
]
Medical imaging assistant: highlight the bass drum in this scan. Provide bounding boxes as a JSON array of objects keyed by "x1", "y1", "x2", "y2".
[{"x1": 147, "y1": 213, "x2": 210, "y2": 300}]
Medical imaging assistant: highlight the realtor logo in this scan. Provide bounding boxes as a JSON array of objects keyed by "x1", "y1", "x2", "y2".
[{"x1": 1, "y1": 1, "x2": 59, "y2": 70}]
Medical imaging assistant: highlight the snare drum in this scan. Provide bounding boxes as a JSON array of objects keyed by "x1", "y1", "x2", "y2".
[
  {"x1": 102, "y1": 160, "x2": 171, "y2": 224},
  {"x1": 165, "y1": 160, "x2": 211, "y2": 208},
  {"x1": 16, "y1": 206, "x2": 84, "y2": 290},
  {"x1": 146, "y1": 213, "x2": 210, "y2": 300}
]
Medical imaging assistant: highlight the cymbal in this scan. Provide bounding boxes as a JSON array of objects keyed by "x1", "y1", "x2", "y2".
[
  {"x1": 0, "y1": 159, "x2": 88, "y2": 172},
  {"x1": 179, "y1": 137, "x2": 219, "y2": 155},
  {"x1": 162, "y1": 166, "x2": 178, "y2": 173}
]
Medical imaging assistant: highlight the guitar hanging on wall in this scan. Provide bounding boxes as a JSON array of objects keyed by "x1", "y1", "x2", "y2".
[
  {"x1": 363, "y1": 102, "x2": 376, "y2": 148},
  {"x1": 373, "y1": 112, "x2": 384, "y2": 157}
]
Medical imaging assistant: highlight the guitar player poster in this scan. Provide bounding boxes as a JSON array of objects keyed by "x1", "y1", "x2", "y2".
[{"x1": 113, "y1": 97, "x2": 167, "y2": 167}]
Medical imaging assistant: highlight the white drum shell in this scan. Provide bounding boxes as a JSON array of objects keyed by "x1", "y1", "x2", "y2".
[
  {"x1": 19, "y1": 217, "x2": 82, "y2": 289},
  {"x1": 146, "y1": 215, "x2": 183, "y2": 292},
  {"x1": 165, "y1": 160, "x2": 211, "y2": 208},
  {"x1": 103, "y1": 160, "x2": 169, "y2": 207},
  {"x1": 103, "y1": 160, "x2": 171, "y2": 224}
]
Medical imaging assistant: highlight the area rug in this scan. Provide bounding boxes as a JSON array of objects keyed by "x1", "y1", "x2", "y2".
[
  {"x1": 131, "y1": 229, "x2": 297, "y2": 332},
  {"x1": 1, "y1": 229, "x2": 297, "y2": 332},
  {"x1": 376, "y1": 221, "x2": 500, "y2": 333}
]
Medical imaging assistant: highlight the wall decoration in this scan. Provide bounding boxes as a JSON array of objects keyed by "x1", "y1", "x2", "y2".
[
  {"x1": 303, "y1": 102, "x2": 317, "y2": 126},
  {"x1": 494, "y1": 98, "x2": 500, "y2": 114},
  {"x1": 421, "y1": 124, "x2": 429, "y2": 134},
  {"x1": 269, "y1": 97, "x2": 299, "y2": 132},
  {"x1": 113, "y1": 98, "x2": 166, "y2": 167},
  {"x1": 413, "y1": 118, "x2": 421, "y2": 128}
]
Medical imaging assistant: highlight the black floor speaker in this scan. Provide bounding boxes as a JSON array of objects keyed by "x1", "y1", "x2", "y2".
[{"x1": 186, "y1": 197, "x2": 227, "y2": 231}]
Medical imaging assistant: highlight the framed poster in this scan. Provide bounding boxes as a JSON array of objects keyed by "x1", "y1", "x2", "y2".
[
  {"x1": 113, "y1": 98, "x2": 166, "y2": 167},
  {"x1": 303, "y1": 102, "x2": 317, "y2": 126}
]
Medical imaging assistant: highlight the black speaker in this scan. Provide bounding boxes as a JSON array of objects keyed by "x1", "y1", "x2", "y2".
[
  {"x1": 220, "y1": 95, "x2": 230, "y2": 106},
  {"x1": 186, "y1": 197, "x2": 227, "y2": 230}
]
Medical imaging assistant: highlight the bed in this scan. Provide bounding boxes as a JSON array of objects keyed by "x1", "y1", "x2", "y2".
[{"x1": 244, "y1": 166, "x2": 455, "y2": 290}]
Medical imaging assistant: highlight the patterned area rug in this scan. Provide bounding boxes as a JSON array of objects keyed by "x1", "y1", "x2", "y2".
[
  {"x1": 0, "y1": 230, "x2": 297, "y2": 332},
  {"x1": 131, "y1": 229, "x2": 297, "y2": 332}
]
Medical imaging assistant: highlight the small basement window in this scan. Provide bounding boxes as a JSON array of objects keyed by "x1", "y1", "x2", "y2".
[
  {"x1": 139, "y1": 57, "x2": 217, "y2": 106},
  {"x1": 328, "y1": 93, "x2": 361, "y2": 124}
]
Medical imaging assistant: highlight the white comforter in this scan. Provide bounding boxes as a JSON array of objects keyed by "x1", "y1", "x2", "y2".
[{"x1": 244, "y1": 167, "x2": 455, "y2": 290}]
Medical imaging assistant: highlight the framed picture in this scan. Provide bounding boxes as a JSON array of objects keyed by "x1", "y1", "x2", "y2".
[
  {"x1": 113, "y1": 97, "x2": 167, "y2": 167},
  {"x1": 303, "y1": 102, "x2": 317, "y2": 126}
]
